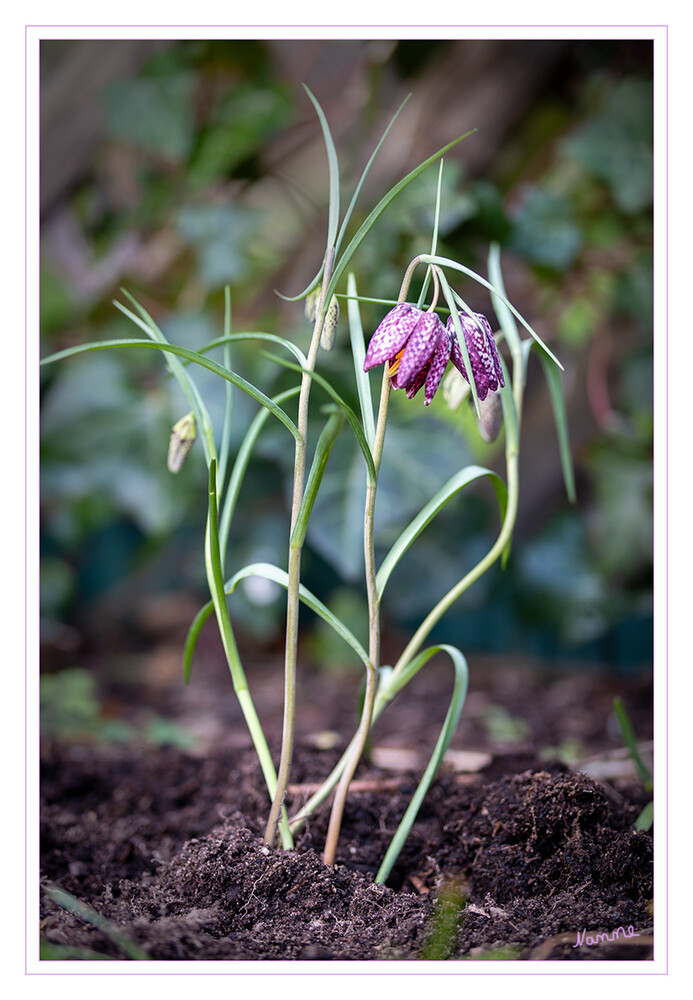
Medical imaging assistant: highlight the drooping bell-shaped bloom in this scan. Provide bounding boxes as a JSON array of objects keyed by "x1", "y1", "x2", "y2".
[
  {"x1": 363, "y1": 304, "x2": 450, "y2": 405},
  {"x1": 363, "y1": 303, "x2": 505, "y2": 406},
  {"x1": 447, "y1": 311, "x2": 505, "y2": 401}
]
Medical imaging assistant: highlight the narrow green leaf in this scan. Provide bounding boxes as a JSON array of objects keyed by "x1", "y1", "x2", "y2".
[
  {"x1": 347, "y1": 273, "x2": 376, "y2": 449},
  {"x1": 416, "y1": 159, "x2": 445, "y2": 310},
  {"x1": 520, "y1": 338, "x2": 576, "y2": 503},
  {"x1": 487, "y1": 243, "x2": 522, "y2": 356},
  {"x1": 45, "y1": 887, "x2": 150, "y2": 961},
  {"x1": 613, "y1": 696, "x2": 653, "y2": 791},
  {"x1": 41, "y1": 338, "x2": 302, "y2": 442},
  {"x1": 419, "y1": 253, "x2": 563, "y2": 370},
  {"x1": 216, "y1": 286, "x2": 234, "y2": 531},
  {"x1": 183, "y1": 601, "x2": 214, "y2": 684},
  {"x1": 261, "y1": 351, "x2": 377, "y2": 486},
  {"x1": 375, "y1": 644, "x2": 469, "y2": 884},
  {"x1": 184, "y1": 560, "x2": 372, "y2": 681},
  {"x1": 322, "y1": 131, "x2": 476, "y2": 307},
  {"x1": 114, "y1": 297, "x2": 217, "y2": 464},
  {"x1": 230, "y1": 563, "x2": 370, "y2": 668},
  {"x1": 302, "y1": 84, "x2": 340, "y2": 253},
  {"x1": 376, "y1": 465, "x2": 506, "y2": 599},
  {"x1": 438, "y1": 269, "x2": 481, "y2": 416},
  {"x1": 334, "y1": 94, "x2": 411, "y2": 257},
  {"x1": 290, "y1": 409, "x2": 345, "y2": 549},
  {"x1": 198, "y1": 330, "x2": 308, "y2": 369}
]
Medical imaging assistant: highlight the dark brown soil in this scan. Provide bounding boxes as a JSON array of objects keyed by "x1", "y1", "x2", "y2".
[{"x1": 40, "y1": 717, "x2": 653, "y2": 962}]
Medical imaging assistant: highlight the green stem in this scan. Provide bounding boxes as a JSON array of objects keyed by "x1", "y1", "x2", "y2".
[
  {"x1": 389, "y1": 348, "x2": 523, "y2": 681},
  {"x1": 205, "y1": 460, "x2": 292, "y2": 847},
  {"x1": 264, "y1": 247, "x2": 335, "y2": 847},
  {"x1": 290, "y1": 340, "x2": 525, "y2": 836},
  {"x1": 322, "y1": 368, "x2": 390, "y2": 865}
]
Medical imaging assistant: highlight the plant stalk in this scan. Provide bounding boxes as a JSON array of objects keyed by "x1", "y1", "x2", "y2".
[
  {"x1": 264, "y1": 248, "x2": 335, "y2": 847},
  {"x1": 322, "y1": 367, "x2": 391, "y2": 865}
]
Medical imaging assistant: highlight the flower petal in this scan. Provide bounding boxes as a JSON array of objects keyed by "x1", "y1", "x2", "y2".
[
  {"x1": 363, "y1": 303, "x2": 420, "y2": 372},
  {"x1": 423, "y1": 327, "x2": 453, "y2": 405},
  {"x1": 396, "y1": 312, "x2": 446, "y2": 389},
  {"x1": 447, "y1": 312, "x2": 504, "y2": 401}
]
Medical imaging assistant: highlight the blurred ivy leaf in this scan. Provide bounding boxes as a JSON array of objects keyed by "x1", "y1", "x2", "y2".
[
  {"x1": 509, "y1": 188, "x2": 582, "y2": 271},
  {"x1": 189, "y1": 83, "x2": 293, "y2": 186},
  {"x1": 176, "y1": 203, "x2": 258, "y2": 286},
  {"x1": 562, "y1": 77, "x2": 653, "y2": 214},
  {"x1": 103, "y1": 73, "x2": 196, "y2": 161}
]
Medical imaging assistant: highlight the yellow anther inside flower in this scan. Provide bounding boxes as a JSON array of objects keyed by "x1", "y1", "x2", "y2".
[{"x1": 387, "y1": 348, "x2": 405, "y2": 377}]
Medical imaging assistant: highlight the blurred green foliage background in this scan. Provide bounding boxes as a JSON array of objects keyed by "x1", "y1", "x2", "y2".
[{"x1": 40, "y1": 38, "x2": 653, "y2": 690}]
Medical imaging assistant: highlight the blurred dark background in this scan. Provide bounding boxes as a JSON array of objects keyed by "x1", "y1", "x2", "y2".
[{"x1": 39, "y1": 38, "x2": 653, "y2": 745}]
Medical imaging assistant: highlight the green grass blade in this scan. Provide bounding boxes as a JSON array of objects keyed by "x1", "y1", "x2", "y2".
[
  {"x1": 216, "y1": 286, "x2": 235, "y2": 516},
  {"x1": 183, "y1": 601, "x2": 215, "y2": 684},
  {"x1": 535, "y1": 346, "x2": 576, "y2": 504},
  {"x1": 303, "y1": 84, "x2": 340, "y2": 251},
  {"x1": 290, "y1": 409, "x2": 344, "y2": 549},
  {"x1": 45, "y1": 886, "x2": 150, "y2": 961},
  {"x1": 41, "y1": 338, "x2": 302, "y2": 442},
  {"x1": 613, "y1": 696, "x2": 653, "y2": 791},
  {"x1": 322, "y1": 131, "x2": 476, "y2": 307},
  {"x1": 261, "y1": 351, "x2": 377, "y2": 485},
  {"x1": 487, "y1": 243, "x2": 522, "y2": 356},
  {"x1": 346, "y1": 273, "x2": 376, "y2": 449},
  {"x1": 376, "y1": 466, "x2": 506, "y2": 599},
  {"x1": 334, "y1": 94, "x2": 411, "y2": 256},
  {"x1": 416, "y1": 159, "x2": 445, "y2": 310},
  {"x1": 114, "y1": 298, "x2": 217, "y2": 464},
  {"x1": 375, "y1": 644, "x2": 469, "y2": 884},
  {"x1": 197, "y1": 331, "x2": 308, "y2": 369}
]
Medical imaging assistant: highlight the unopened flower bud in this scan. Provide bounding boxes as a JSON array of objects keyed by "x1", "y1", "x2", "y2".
[
  {"x1": 477, "y1": 391, "x2": 503, "y2": 443},
  {"x1": 320, "y1": 294, "x2": 340, "y2": 351},
  {"x1": 167, "y1": 412, "x2": 196, "y2": 473},
  {"x1": 442, "y1": 367, "x2": 471, "y2": 412},
  {"x1": 304, "y1": 286, "x2": 320, "y2": 323}
]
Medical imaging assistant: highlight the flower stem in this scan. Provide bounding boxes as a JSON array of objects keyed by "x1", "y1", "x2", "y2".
[
  {"x1": 389, "y1": 347, "x2": 523, "y2": 681},
  {"x1": 290, "y1": 340, "x2": 525, "y2": 837},
  {"x1": 264, "y1": 248, "x2": 335, "y2": 848},
  {"x1": 322, "y1": 367, "x2": 390, "y2": 865}
]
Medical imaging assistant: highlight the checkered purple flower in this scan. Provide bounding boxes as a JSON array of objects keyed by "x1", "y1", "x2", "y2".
[
  {"x1": 363, "y1": 303, "x2": 504, "y2": 406},
  {"x1": 363, "y1": 304, "x2": 450, "y2": 405},
  {"x1": 447, "y1": 311, "x2": 505, "y2": 401}
]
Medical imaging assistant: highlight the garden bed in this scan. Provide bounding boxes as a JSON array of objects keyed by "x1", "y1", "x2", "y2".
[{"x1": 39, "y1": 655, "x2": 654, "y2": 963}]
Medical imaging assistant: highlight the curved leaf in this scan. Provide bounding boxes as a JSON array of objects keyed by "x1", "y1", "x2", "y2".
[
  {"x1": 322, "y1": 131, "x2": 476, "y2": 307},
  {"x1": 346, "y1": 273, "x2": 376, "y2": 449},
  {"x1": 290, "y1": 409, "x2": 345, "y2": 549},
  {"x1": 420, "y1": 253, "x2": 563, "y2": 370},
  {"x1": 41, "y1": 338, "x2": 302, "y2": 442},
  {"x1": 376, "y1": 465, "x2": 507, "y2": 599},
  {"x1": 374, "y1": 644, "x2": 469, "y2": 884},
  {"x1": 261, "y1": 351, "x2": 377, "y2": 486},
  {"x1": 521, "y1": 339, "x2": 576, "y2": 502}
]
